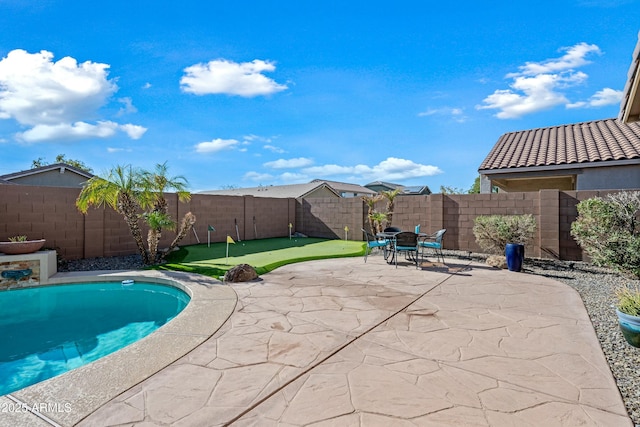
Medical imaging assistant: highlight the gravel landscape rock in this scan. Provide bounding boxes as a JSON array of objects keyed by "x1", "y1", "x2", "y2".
[{"x1": 59, "y1": 252, "x2": 640, "y2": 425}]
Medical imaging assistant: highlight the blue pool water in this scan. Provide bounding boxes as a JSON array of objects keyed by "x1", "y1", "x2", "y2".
[{"x1": 0, "y1": 281, "x2": 190, "y2": 396}]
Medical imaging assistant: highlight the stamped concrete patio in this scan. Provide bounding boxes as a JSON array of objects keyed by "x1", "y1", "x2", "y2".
[{"x1": 11, "y1": 254, "x2": 634, "y2": 426}]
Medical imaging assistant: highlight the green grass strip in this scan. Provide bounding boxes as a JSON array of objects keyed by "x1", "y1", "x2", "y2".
[{"x1": 156, "y1": 237, "x2": 365, "y2": 279}]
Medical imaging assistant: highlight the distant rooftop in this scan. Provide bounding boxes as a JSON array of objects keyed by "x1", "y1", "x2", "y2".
[{"x1": 198, "y1": 181, "x2": 340, "y2": 199}]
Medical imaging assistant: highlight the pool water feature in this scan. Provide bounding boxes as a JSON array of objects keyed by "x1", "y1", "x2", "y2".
[{"x1": 0, "y1": 281, "x2": 190, "y2": 396}]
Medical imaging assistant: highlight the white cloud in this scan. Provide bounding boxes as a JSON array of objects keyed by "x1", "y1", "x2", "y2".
[
  {"x1": 477, "y1": 43, "x2": 606, "y2": 119},
  {"x1": 264, "y1": 157, "x2": 314, "y2": 169},
  {"x1": 243, "y1": 157, "x2": 442, "y2": 185},
  {"x1": 304, "y1": 157, "x2": 443, "y2": 181},
  {"x1": 0, "y1": 49, "x2": 145, "y2": 142},
  {"x1": 418, "y1": 106, "x2": 466, "y2": 122},
  {"x1": 119, "y1": 123, "x2": 147, "y2": 139},
  {"x1": 303, "y1": 164, "x2": 354, "y2": 176},
  {"x1": 17, "y1": 121, "x2": 140, "y2": 143},
  {"x1": 194, "y1": 138, "x2": 240, "y2": 153},
  {"x1": 279, "y1": 172, "x2": 308, "y2": 182},
  {"x1": 117, "y1": 97, "x2": 137, "y2": 115},
  {"x1": 180, "y1": 59, "x2": 288, "y2": 97},
  {"x1": 567, "y1": 87, "x2": 623, "y2": 109},
  {"x1": 107, "y1": 147, "x2": 133, "y2": 153},
  {"x1": 244, "y1": 171, "x2": 273, "y2": 182},
  {"x1": 263, "y1": 144, "x2": 285, "y2": 153},
  {"x1": 244, "y1": 134, "x2": 272, "y2": 143},
  {"x1": 508, "y1": 43, "x2": 601, "y2": 77}
]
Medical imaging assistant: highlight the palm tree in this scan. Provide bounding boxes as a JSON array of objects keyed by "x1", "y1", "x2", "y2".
[
  {"x1": 370, "y1": 211, "x2": 388, "y2": 234},
  {"x1": 139, "y1": 162, "x2": 193, "y2": 263},
  {"x1": 144, "y1": 211, "x2": 175, "y2": 264},
  {"x1": 380, "y1": 189, "x2": 400, "y2": 227},
  {"x1": 362, "y1": 194, "x2": 383, "y2": 234},
  {"x1": 76, "y1": 165, "x2": 149, "y2": 264},
  {"x1": 76, "y1": 162, "x2": 195, "y2": 265}
]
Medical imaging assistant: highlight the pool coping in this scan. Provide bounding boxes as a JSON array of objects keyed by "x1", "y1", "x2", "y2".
[{"x1": 2, "y1": 269, "x2": 237, "y2": 427}]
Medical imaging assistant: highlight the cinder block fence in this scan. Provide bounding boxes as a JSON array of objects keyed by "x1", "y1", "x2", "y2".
[{"x1": 1, "y1": 185, "x2": 633, "y2": 261}]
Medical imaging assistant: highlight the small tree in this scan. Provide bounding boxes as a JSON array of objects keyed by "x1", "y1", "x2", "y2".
[
  {"x1": 473, "y1": 214, "x2": 537, "y2": 255},
  {"x1": 380, "y1": 189, "x2": 400, "y2": 227},
  {"x1": 32, "y1": 154, "x2": 93, "y2": 173},
  {"x1": 76, "y1": 162, "x2": 195, "y2": 265},
  {"x1": 362, "y1": 194, "x2": 383, "y2": 234},
  {"x1": 570, "y1": 191, "x2": 640, "y2": 278},
  {"x1": 370, "y1": 211, "x2": 388, "y2": 234}
]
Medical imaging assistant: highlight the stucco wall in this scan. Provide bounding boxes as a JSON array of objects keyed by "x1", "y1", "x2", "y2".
[
  {"x1": 577, "y1": 164, "x2": 640, "y2": 190},
  {"x1": 8, "y1": 169, "x2": 89, "y2": 187}
]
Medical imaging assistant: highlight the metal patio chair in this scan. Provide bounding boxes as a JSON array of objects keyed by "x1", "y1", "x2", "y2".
[
  {"x1": 362, "y1": 228, "x2": 389, "y2": 263},
  {"x1": 418, "y1": 229, "x2": 446, "y2": 263}
]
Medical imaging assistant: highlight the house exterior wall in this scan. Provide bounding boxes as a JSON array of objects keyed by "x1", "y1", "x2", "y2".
[
  {"x1": 305, "y1": 187, "x2": 341, "y2": 198},
  {"x1": 481, "y1": 163, "x2": 640, "y2": 193},
  {"x1": 577, "y1": 164, "x2": 640, "y2": 190},
  {"x1": 7, "y1": 169, "x2": 89, "y2": 187},
  {"x1": 480, "y1": 174, "x2": 492, "y2": 193}
]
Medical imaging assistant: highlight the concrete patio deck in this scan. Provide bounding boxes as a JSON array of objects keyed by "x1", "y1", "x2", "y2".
[{"x1": 6, "y1": 255, "x2": 633, "y2": 426}]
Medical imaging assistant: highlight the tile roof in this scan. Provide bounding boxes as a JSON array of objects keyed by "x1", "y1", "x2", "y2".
[
  {"x1": 364, "y1": 181, "x2": 405, "y2": 190},
  {"x1": 479, "y1": 118, "x2": 640, "y2": 171},
  {"x1": 309, "y1": 179, "x2": 377, "y2": 195}
]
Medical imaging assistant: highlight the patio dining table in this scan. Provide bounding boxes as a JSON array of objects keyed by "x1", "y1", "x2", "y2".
[{"x1": 376, "y1": 230, "x2": 425, "y2": 266}]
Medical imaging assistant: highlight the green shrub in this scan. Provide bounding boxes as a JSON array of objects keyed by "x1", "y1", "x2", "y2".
[
  {"x1": 472, "y1": 214, "x2": 537, "y2": 255},
  {"x1": 571, "y1": 191, "x2": 640, "y2": 279}
]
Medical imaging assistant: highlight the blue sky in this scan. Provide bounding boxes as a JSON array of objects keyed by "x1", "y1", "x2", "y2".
[{"x1": 0, "y1": 0, "x2": 638, "y2": 192}]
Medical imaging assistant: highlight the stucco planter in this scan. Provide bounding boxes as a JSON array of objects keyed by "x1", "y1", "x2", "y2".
[{"x1": 0, "y1": 239, "x2": 46, "y2": 255}]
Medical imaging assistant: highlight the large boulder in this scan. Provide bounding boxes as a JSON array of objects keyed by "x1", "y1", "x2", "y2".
[{"x1": 224, "y1": 264, "x2": 258, "y2": 282}]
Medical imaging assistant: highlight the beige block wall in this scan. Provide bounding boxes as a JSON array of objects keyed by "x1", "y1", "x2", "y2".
[{"x1": 1, "y1": 184, "x2": 632, "y2": 262}]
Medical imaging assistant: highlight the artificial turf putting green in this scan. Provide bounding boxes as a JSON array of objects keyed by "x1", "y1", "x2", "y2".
[{"x1": 157, "y1": 237, "x2": 365, "y2": 278}]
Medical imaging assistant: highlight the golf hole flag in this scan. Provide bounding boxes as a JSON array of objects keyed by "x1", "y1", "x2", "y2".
[
  {"x1": 226, "y1": 235, "x2": 235, "y2": 264},
  {"x1": 207, "y1": 225, "x2": 216, "y2": 247}
]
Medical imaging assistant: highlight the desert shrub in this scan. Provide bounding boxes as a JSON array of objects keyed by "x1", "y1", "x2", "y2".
[
  {"x1": 473, "y1": 214, "x2": 537, "y2": 255},
  {"x1": 617, "y1": 284, "x2": 640, "y2": 316},
  {"x1": 571, "y1": 191, "x2": 640, "y2": 279}
]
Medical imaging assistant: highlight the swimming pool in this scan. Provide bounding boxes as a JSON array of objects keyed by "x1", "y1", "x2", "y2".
[{"x1": 0, "y1": 281, "x2": 190, "y2": 396}]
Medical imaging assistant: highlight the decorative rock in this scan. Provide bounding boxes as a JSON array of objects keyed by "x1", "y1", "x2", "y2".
[
  {"x1": 224, "y1": 264, "x2": 258, "y2": 282},
  {"x1": 486, "y1": 255, "x2": 507, "y2": 269}
]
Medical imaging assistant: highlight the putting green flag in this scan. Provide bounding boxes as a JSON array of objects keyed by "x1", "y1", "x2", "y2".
[{"x1": 227, "y1": 235, "x2": 235, "y2": 244}]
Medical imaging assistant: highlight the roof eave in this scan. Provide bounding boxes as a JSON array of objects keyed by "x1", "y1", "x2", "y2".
[
  {"x1": 480, "y1": 158, "x2": 640, "y2": 175},
  {"x1": 619, "y1": 32, "x2": 640, "y2": 123}
]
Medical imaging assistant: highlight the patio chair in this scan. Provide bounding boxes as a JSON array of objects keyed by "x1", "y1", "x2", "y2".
[
  {"x1": 383, "y1": 226, "x2": 402, "y2": 233},
  {"x1": 389, "y1": 231, "x2": 419, "y2": 268},
  {"x1": 362, "y1": 228, "x2": 389, "y2": 263},
  {"x1": 418, "y1": 229, "x2": 446, "y2": 263}
]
